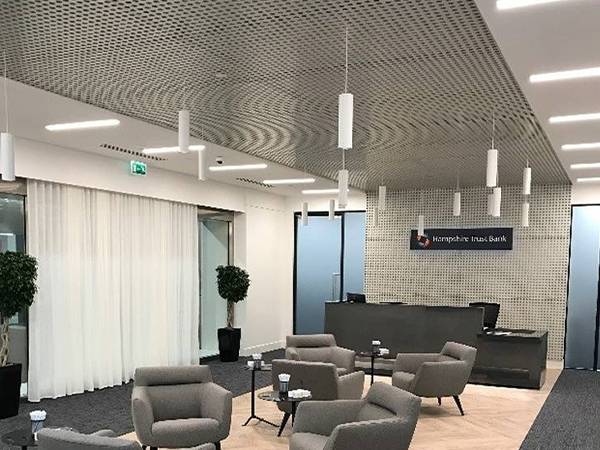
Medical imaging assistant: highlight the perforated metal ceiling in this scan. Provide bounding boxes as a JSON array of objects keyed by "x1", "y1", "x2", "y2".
[{"x1": 0, "y1": 0, "x2": 569, "y2": 190}]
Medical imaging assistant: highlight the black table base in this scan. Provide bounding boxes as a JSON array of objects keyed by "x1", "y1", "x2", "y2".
[{"x1": 242, "y1": 365, "x2": 278, "y2": 429}]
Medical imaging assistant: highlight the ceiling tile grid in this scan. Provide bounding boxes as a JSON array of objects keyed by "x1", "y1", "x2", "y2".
[{"x1": 0, "y1": 0, "x2": 569, "y2": 189}]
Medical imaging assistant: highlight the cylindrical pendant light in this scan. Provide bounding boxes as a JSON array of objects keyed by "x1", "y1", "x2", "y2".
[
  {"x1": 338, "y1": 169, "x2": 349, "y2": 208},
  {"x1": 378, "y1": 185, "x2": 387, "y2": 211},
  {"x1": 492, "y1": 187, "x2": 502, "y2": 217},
  {"x1": 521, "y1": 201, "x2": 530, "y2": 227},
  {"x1": 486, "y1": 148, "x2": 498, "y2": 187},
  {"x1": 374, "y1": 207, "x2": 380, "y2": 228},
  {"x1": 453, "y1": 192, "x2": 461, "y2": 217},
  {"x1": 487, "y1": 193, "x2": 493, "y2": 216},
  {"x1": 198, "y1": 148, "x2": 207, "y2": 181},
  {"x1": 417, "y1": 214, "x2": 425, "y2": 236},
  {"x1": 0, "y1": 132, "x2": 15, "y2": 181},
  {"x1": 338, "y1": 93, "x2": 353, "y2": 150},
  {"x1": 178, "y1": 110, "x2": 189, "y2": 153},
  {"x1": 301, "y1": 202, "x2": 309, "y2": 226},
  {"x1": 328, "y1": 199, "x2": 335, "y2": 220},
  {"x1": 523, "y1": 166, "x2": 531, "y2": 195}
]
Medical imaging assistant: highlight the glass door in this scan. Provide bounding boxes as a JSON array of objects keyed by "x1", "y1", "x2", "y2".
[
  {"x1": 199, "y1": 212, "x2": 233, "y2": 358},
  {"x1": 565, "y1": 205, "x2": 600, "y2": 370}
]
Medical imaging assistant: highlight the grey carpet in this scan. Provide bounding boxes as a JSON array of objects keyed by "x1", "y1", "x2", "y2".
[
  {"x1": 0, "y1": 349, "x2": 284, "y2": 448},
  {"x1": 520, "y1": 369, "x2": 600, "y2": 450}
]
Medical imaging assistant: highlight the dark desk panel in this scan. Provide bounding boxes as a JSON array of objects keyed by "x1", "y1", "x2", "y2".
[
  {"x1": 324, "y1": 303, "x2": 483, "y2": 354},
  {"x1": 471, "y1": 330, "x2": 548, "y2": 389}
]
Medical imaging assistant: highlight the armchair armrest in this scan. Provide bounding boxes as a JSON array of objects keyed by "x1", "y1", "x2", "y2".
[
  {"x1": 331, "y1": 346, "x2": 356, "y2": 372},
  {"x1": 131, "y1": 386, "x2": 154, "y2": 443},
  {"x1": 394, "y1": 353, "x2": 439, "y2": 374},
  {"x1": 91, "y1": 430, "x2": 117, "y2": 438},
  {"x1": 326, "y1": 418, "x2": 416, "y2": 450},
  {"x1": 200, "y1": 382, "x2": 233, "y2": 440},
  {"x1": 412, "y1": 360, "x2": 470, "y2": 397},
  {"x1": 337, "y1": 370, "x2": 365, "y2": 399},
  {"x1": 293, "y1": 400, "x2": 364, "y2": 436},
  {"x1": 286, "y1": 347, "x2": 301, "y2": 360}
]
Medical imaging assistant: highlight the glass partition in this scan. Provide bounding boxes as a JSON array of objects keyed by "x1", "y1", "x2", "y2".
[
  {"x1": 0, "y1": 193, "x2": 28, "y2": 385},
  {"x1": 294, "y1": 211, "x2": 366, "y2": 334}
]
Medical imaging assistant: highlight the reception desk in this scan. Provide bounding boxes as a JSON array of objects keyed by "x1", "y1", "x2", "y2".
[{"x1": 324, "y1": 303, "x2": 547, "y2": 389}]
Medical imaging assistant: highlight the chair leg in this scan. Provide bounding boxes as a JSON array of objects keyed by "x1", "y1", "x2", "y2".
[
  {"x1": 437, "y1": 397, "x2": 441, "y2": 406},
  {"x1": 453, "y1": 395, "x2": 465, "y2": 416},
  {"x1": 214, "y1": 442, "x2": 222, "y2": 450}
]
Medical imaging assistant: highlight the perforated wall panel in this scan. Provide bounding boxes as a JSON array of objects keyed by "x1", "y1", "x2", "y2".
[
  {"x1": 0, "y1": 0, "x2": 568, "y2": 189},
  {"x1": 365, "y1": 184, "x2": 571, "y2": 360}
]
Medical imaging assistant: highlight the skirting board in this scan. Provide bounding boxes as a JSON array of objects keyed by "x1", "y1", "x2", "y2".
[{"x1": 241, "y1": 340, "x2": 285, "y2": 357}]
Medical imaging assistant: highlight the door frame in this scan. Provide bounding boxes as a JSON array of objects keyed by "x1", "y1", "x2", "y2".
[
  {"x1": 292, "y1": 210, "x2": 365, "y2": 334},
  {"x1": 565, "y1": 203, "x2": 600, "y2": 370}
]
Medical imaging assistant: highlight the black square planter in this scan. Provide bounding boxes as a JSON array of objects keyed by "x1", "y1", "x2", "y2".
[{"x1": 217, "y1": 327, "x2": 241, "y2": 362}]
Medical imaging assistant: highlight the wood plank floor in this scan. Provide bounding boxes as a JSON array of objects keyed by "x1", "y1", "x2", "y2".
[{"x1": 123, "y1": 369, "x2": 560, "y2": 450}]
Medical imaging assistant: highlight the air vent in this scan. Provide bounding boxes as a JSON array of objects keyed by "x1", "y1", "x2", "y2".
[
  {"x1": 236, "y1": 178, "x2": 274, "y2": 188},
  {"x1": 99, "y1": 144, "x2": 167, "y2": 161}
]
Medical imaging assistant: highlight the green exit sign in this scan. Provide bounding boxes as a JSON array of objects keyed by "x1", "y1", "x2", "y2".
[{"x1": 130, "y1": 160, "x2": 147, "y2": 176}]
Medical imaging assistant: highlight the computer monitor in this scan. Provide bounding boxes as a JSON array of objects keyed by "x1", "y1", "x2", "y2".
[
  {"x1": 346, "y1": 293, "x2": 366, "y2": 303},
  {"x1": 469, "y1": 302, "x2": 500, "y2": 329}
]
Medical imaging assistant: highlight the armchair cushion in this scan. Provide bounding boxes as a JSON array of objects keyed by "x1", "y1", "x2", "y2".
[
  {"x1": 151, "y1": 418, "x2": 219, "y2": 448},
  {"x1": 290, "y1": 433, "x2": 330, "y2": 450},
  {"x1": 293, "y1": 400, "x2": 364, "y2": 436},
  {"x1": 391, "y1": 371, "x2": 414, "y2": 391}
]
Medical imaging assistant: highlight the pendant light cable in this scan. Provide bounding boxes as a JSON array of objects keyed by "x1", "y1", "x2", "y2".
[
  {"x1": 344, "y1": 26, "x2": 348, "y2": 94},
  {"x1": 3, "y1": 50, "x2": 8, "y2": 133},
  {"x1": 491, "y1": 111, "x2": 495, "y2": 150}
]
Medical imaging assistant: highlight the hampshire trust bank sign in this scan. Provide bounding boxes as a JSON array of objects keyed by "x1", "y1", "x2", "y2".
[{"x1": 410, "y1": 227, "x2": 513, "y2": 251}]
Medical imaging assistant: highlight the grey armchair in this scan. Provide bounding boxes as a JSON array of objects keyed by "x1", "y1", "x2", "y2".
[
  {"x1": 37, "y1": 429, "x2": 142, "y2": 450},
  {"x1": 392, "y1": 341, "x2": 477, "y2": 415},
  {"x1": 272, "y1": 359, "x2": 364, "y2": 433},
  {"x1": 286, "y1": 334, "x2": 355, "y2": 375},
  {"x1": 289, "y1": 382, "x2": 421, "y2": 450},
  {"x1": 131, "y1": 365, "x2": 232, "y2": 450}
]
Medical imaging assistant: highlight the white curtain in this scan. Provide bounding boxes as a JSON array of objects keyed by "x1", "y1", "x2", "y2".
[{"x1": 26, "y1": 180, "x2": 199, "y2": 401}]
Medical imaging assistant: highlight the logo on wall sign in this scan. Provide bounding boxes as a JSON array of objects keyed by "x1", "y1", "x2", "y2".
[{"x1": 416, "y1": 233, "x2": 432, "y2": 249}]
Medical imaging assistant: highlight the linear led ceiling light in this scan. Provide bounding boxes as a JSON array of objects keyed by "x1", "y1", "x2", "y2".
[
  {"x1": 562, "y1": 142, "x2": 600, "y2": 151},
  {"x1": 577, "y1": 177, "x2": 600, "y2": 183},
  {"x1": 530, "y1": 66, "x2": 600, "y2": 83},
  {"x1": 549, "y1": 112, "x2": 600, "y2": 124},
  {"x1": 497, "y1": 0, "x2": 567, "y2": 10},
  {"x1": 263, "y1": 178, "x2": 315, "y2": 185},
  {"x1": 570, "y1": 162, "x2": 600, "y2": 170},
  {"x1": 142, "y1": 145, "x2": 205, "y2": 155},
  {"x1": 208, "y1": 163, "x2": 267, "y2": 172},
  {"x1": 45, "y1": 119, "x2": 120, "y2": 131},
  {"x1": 302, "y1": 188, "x2": 341, "y2": 195}
]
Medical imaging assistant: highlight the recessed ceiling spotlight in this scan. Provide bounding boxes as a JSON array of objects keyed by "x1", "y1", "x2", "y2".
[
  {"x1": 497, "y1": 0, "x2": 567, "y2": 10},
  {"x1": 549, "y1": 112, "x2": 600, "y2": 124},
  {"x1": 45, "y1": 119, "x2": 120, "y2": 131},
  {"x1": 263, "y1": 178, "x2": 316, "y2": 185},
  {"x1": 577, "y1": 177, "x2": 600, "y2": 183},
  {"x1": 208, "y1": 163, "x2": 268, "y2": 172},
  {"x1": 570, "y1": 162, "x2": 600, "y2": 170},
  {"x1": 142, "y1": 144, "x2": 205, "y2": 155},
  {"x1": 562, "y1": 142, "x2": 600, "y2": 151},
  {"x1": 530, "y1": 66, "x2": 600, "y2": 83}
]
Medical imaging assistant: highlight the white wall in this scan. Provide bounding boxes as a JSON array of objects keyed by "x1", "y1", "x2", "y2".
[
  {"x1": 14, "y1": 137, "x2": 295, "y2": 356},
  {"x1": 572, "y1": 184, "x2": 600, "y2": 205}
]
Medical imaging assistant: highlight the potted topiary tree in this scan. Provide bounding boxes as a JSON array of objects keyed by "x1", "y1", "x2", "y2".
[
  {"x1": 216, "y1": 265, "x2": 250, "y2": 362},
  {"x1": 0, "y1": 251, "x2": 38, "y2": 419}
]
